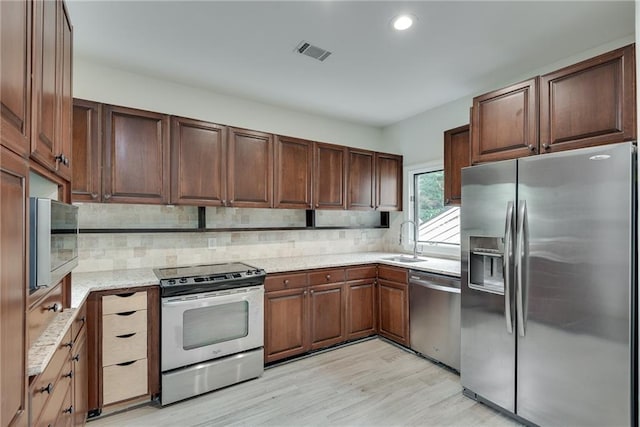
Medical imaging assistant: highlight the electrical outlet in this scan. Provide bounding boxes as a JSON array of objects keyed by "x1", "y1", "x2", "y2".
[{"x1": 208, "y1": 238, "x2": 217, "y2": 249}]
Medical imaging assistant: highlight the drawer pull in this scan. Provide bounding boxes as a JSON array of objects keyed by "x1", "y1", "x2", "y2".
[
  {"x1": 72, "y1": 354, "x2": 80, "y2": 362},
  {"x1": 116, "y1": 360, "x2": 137, "y2": 366},
  {"x1": 116, "y1": 332, "x2": 136, "y2": 339},
  {"x1": 325, "y1": 274, "x2": 331, "y2": 281},
  {"x1": 63, "y1": 370, "x2": 74, "y2": 379},
  {"x1": 63, "y1": 341, "x2": 73, "y2": 349},
  {"x1": 116, "y1": 311, "x2": 136, "y2": 317},
  {"x1": 116, "y1": 293, "x2": 135, "y2": 298},
  {"x1": 284, "y1": 279, "x2": 290, "y2": 286},
  {"x1": 78, "y1": 316, "x2": 86, "y2": 324},
  {"x1": 39, "y1": 383, "x2": 53, "y2": 394},
  {"x1": 63, "y1": 405, "x2": 74, "y2": 414},
  {"x1": 45, "y1": 303, "x2": 62, "y2": 312}
]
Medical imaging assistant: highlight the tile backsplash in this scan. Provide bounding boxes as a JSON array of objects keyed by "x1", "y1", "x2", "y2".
[{"x1": 74, "y1": 204, "x2": 394, "y2": 272}]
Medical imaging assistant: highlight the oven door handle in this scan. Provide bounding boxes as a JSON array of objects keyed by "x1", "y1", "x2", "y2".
[{"x1": 162, "y1": 287, "x2": 263, "y2": 307}]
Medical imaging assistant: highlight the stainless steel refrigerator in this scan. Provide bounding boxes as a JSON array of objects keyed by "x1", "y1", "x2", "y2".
[{"x1": 460, "y1": 142, "x2": 637, "y2": 426}]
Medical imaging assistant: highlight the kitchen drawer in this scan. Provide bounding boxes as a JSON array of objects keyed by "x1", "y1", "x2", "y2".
[
  {"x1": 72, "y1": 302, "x2": 87, "y2": 340},
  {"x1": 34, "y1": 372, "x2": 72, "y2": 427},
  {"x1": 28, "y1": 283, "x2": 64, "y2": 347},
  {"x1": 102, "y1": 329, "x2": 147, "y2": 367},
  {"x1": 378, "y1": 265, "x2": 408, "y2": 283},
  {"x1": 30, "y1": 329, "x2": 73, "y2": 421},
  {"x1": 31, "y1": 360, "x2": 72, "y2": 427},
  {"x1": 103, "y1": 359, "x2": 148, "y2": 405},
  {"x1": 346, "y1": 265, "x2": 377, "y2": 281},
  {"x1": 309, "y1": 268, "x2": 345, "y2": 285},
  {"x1": 102, "y1": 291, "x2": 147, "y2": 315},
  {"x1": 265, "y1": 272, "x2": 308, "y2": 292},
  {"x1": 102, "y1": 310, "x2": 147, "y2": 337}
]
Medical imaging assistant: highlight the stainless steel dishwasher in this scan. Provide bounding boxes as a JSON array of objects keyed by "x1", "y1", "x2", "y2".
[{"x1": 409, "y1": 270, "x2": 460, "y2": 371}]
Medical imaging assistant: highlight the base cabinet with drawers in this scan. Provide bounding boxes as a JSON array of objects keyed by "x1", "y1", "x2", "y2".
[
  {"x1": 264, "y1": 265, "x2": 382, "y2": 364},
  {"x1": 86, "y1": 287, "x2": 159, "y2": 416},
  {"x1": 29, "y1": 302, "x2": 87, "y2": 427}
]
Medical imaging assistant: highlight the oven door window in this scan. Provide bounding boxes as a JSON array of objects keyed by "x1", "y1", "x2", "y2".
[{"x1": 182, "y1": 301, "x2": 249, "y2": 350}]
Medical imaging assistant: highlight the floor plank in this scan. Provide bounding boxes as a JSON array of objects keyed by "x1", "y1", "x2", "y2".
[{"x1": 90, "y1": 339, "x2": 520, "y2": 426}]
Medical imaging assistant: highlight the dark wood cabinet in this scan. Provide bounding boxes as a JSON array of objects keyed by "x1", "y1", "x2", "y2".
[
  {"x1": 0, "y1": 147, "x2": 28, "y2": 427},
  {"x1": 0, "y1": 0, "x2": 31, "y2": 157},
  {"x1": 274, "y1": 135, "x2": 313, "y2": 209},
  {"x1": 227, "y1": 127, "x2": 273, "y2": 208},
  {"x1": 170, "y1": 117, "x2": 227, "y2": 206},
  {"x1": 31, "y1": 0, "x2": 73, "y2": 179},
  {"x1": 540, "y1": 44, "x2": 636, "y2": 153},
  {"x1": 346, "y1": 279, "x2": 377, "y2": 341},
  {"x1": 102, "y1": 105, "x2": 170, "y2": 204},
  {"x1": 377, "y1": 266, "x2": 409, "y2": 346},
  {"x1": 347, "y1": 148, "x2": 375, "y2": 210},
  {"x1": 72, "y1": 322, "x2": 88, "y2": 426},
  {"x1": 375, "y1": 152, "x2": 403, "y2": 211},
  {"x1": 71, "y1": 99, "x2": 101, "y2": 202},
  {"x1": 314, "y1": 142, "x2": 347, "y2": 209},
  {"x1": 444, "y1": 124, "x2": 470, "y2": 205},
  {"x1": 264, "y1": 287, "x2": 308, "y2": 363},
  {"x1": 471, "y1": 78, "x2": 539, "y2": 164},
  {"x1": 56, "y1": 1, "x2": 73, "y2": 182},
  {"x1": 309, "y1": 282, "x2": 345, "y2": 350}
]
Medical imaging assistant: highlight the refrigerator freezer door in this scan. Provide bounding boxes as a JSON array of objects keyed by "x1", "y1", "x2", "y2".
[
  {"x1": 516, "y1": 142, "x2": 634, "y2": 426},
  {"x1": 461, "y1": 159, "x2": 517, "y2": 412}
]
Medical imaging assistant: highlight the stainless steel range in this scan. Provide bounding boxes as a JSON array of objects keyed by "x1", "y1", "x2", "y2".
[{"x1": 155, "y1": 262, "x2": 266, "y2": 406}]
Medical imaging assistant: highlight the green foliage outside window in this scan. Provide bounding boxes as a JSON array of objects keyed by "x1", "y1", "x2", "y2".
[{"x1": 415, "y1": 170, "x2": 447, "y2": 224}]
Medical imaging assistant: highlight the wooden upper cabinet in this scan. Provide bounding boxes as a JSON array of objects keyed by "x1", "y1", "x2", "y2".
[
  {"x1": 56, "y1": 2, "x2": 73, "y2": 182},
  {"x1": 0, "y1": 147, "x2": 28, "y2": 427},
  {"x1": 227, "y1": 127, "x2": 273, "y2": 208},
  {"x1": 347, "y1": 148, "x2": 375, "y2": 210},
  {"x1": 31, "y1": 0, "x2": 59, "y2": 171},
  {"x1": 540, "y1": 44, "x2": 636, "y2": 153},
  {"x1": 274, "y1": 135, "x2": 313, "y2": 209},
  {"x1": 443, "y1": 124, "x2": 470, "y2": 206},
  {"x1": 102, "y1": 105, "x2": 170, "y2": 204},
  {"x1": 375, "y1": 152, "x2": 402, "y2": 211},
  {"x1": 170, "y1": 117, "x2": 227, "y2": 206},
  {"x1": 314, "y1": 142, "x2": 347, "y2": 210},
  {"x1": 72, "y1": 99, "x2": 101, "y2": 202},
  {"x1": 471, "y1": 77, "x2": 539, "y2": 164},
  {"x1": 0, "y1": 0, "x2": 31, "y2": 157}
]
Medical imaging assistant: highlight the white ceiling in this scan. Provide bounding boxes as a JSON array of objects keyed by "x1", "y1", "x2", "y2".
[{"x1": 67, "y1": 1, "x2": 634, "y2": 127}]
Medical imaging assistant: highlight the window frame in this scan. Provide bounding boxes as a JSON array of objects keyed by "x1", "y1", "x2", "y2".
[{"x1": 405, "y1": 162, "x2": 460, "y2": 259}]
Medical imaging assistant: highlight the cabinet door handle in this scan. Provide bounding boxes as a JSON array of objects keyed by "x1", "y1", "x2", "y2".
[
  {"x1": 78, "y1": 316, "x2": 86, "y2": 324},
  {"x1": 542, "y1": 143, "x2": 550, "y2": 151},
  {"x1": 63, "y1": 340, "x2": 73, "y2": 349},
  {"x1": 45, "y1": 303, "x2": 62, "y2": 312},
  {"x1": 527, "y1": 144, "x2": 536, "y2": 152},
  {"x1": 39, "y1": 383, "x2": 53, "y2": 394},
  {"x1": 116, "y1": 332, "x2": 136, "y2": 339},
  {"x1": 72, "y1": 354, "x2": 80, "y2": 362},
  {"x1": 283, "y1": 279, "x2": 290, "y2": 287},
  {"x1": 62, "y1": 405, "x2": 74, "y2": 414},
  {"x1": 91, "y1": 193, "x2": 98, "y2": 200},
  {"x1": 310, "y1": 290, "x2": 314, "y2": 294},
  {"x1": 325, "y1": 274, "x2": 331, "y2": 281},
  {"x1": 303, "y1": 290, "x2": 307, "y2": 296},
  {"x1": 63, "y1": 370, "x2": 74, "y2": 379},
  {"x1": 104, "y1": 193, "x2": 112, "y2": 200}
]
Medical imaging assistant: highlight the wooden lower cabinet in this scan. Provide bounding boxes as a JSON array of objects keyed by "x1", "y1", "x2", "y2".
[
  {"x1": 87, "y1": 287, "x2": 159, "y2": 415},
  {"x1": 345, "y1": 279, "x2": 377, "y2": 341},
  {"x1": 264, "y1": 288, "x2": 308, "y2": 363},
  {"x1": 377, "y1": 265, "x2": 409, "y2": 346},
  {"x1": 309, "y1": 282, "x2": 345, "y2": 350},
  {"x1": 72, "y1": 324, "x2": 88, "y2": 426}
]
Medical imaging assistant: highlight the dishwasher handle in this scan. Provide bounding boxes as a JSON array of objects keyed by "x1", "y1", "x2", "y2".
[{"x1": 409, "y1": 278, "x2": 460, "y2": 294}]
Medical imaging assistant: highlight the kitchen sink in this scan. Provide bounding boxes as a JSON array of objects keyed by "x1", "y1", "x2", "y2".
[{"x1": 382, "y1": 256, "x2": 427, "y2": 264}]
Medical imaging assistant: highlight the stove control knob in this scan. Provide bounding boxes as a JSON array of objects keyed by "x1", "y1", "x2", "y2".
[
  {"x1": 179, "y1": 278, "x2": 187, "y2": 284},
  {"x1": 246, "y1": 270, "x2": 253, "y2": 275},
  {"x1": 167, "y1": 279, "x2": 176, "y2": 285}
]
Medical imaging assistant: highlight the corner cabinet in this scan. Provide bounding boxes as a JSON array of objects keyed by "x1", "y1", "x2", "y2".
[
  {"x1": 102, "y1": 105, "x2": 170, "y2": 204},
  {"x1": 443, "y1": 124, "x2": 470, "y2": 205},
  {"x1": 375, "y1": 152, "x2": 403, "y2": 211},
  {"x1": 227, "y1": 127, "x2": 273, "y2": 208},
  {"x1": 71, "y1": 99, "x2": 101, "y2": 202},
  {"x1": 471, "y1": 77, "x2": 539, "y2": 164},
  {"x1": 170, "y1": 117, "x2": 227, "y2": 206},
  {"x1": 540, "y1": 44, "x2": 636, "y2": 153}
]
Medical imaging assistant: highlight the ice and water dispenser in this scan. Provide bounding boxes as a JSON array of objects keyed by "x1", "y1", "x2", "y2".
[{"x1": 468, "y1": 236, "x2": 506, "y2": 295}]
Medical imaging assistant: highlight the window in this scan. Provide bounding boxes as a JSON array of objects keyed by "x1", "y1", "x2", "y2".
[{"x1": 410, "y1": 168, "x2": 460, "y2": 247}]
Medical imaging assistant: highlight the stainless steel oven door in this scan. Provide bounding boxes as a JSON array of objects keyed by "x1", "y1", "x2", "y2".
[{"x1": 161, "y1": 285, "x2": 264, "y2": 372}]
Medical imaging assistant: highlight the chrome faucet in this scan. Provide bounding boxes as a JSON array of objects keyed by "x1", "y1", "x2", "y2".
[{"x1": 399, "y1": 220, "x2": 419, "y2": 259}]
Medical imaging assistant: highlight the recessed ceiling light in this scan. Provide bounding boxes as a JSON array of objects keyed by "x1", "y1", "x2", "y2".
[{"x1": 392, "y1": 14, "x2": 414, "y2": 31}]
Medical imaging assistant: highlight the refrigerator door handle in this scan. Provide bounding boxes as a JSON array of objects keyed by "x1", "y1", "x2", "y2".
[
  {"x1": 515, "y1": 200, "x2": 527, "y2": 337},
  {"x1": 503, "y1": 201, "x2": 514, "y2": 334}
]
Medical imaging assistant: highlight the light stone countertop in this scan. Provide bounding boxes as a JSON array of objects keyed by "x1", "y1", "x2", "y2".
[{"x1": 29, "y1": 252, "x2": 459, "y2": 377}]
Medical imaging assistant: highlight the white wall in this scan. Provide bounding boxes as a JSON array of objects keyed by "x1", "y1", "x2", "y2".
[
  {"x1": 383, "y1": 35, "x2": 636, "y2": 168},
  {"x1": 73, "y1": 57, "x2": 386, "y2": 152}
]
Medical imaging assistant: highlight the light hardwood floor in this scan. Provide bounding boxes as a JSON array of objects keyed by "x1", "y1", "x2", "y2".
[{"x1": 89, "y1": 338, "x2": 520, "y2": 426}]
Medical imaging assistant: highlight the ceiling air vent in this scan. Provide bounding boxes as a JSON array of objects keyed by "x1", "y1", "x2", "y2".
[{"x1": 295, "y1": 41, "x2": 332, "y2": 62}]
